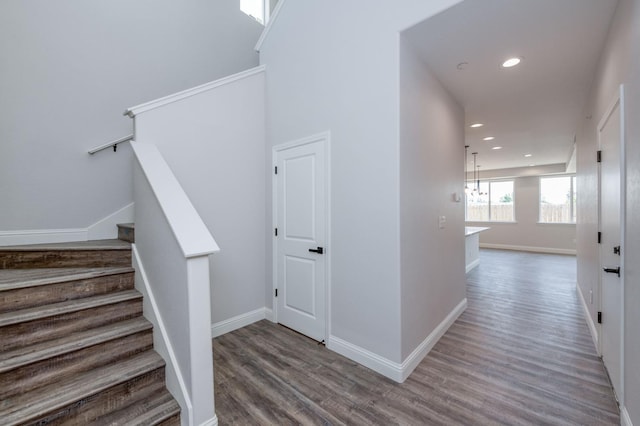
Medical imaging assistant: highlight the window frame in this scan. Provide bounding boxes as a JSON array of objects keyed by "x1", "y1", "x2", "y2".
[
  {"x1": 465, "y1": 178, "x2": 516, "y2": 223},
  {"x1": 538, "y1": 174, "x2": 576, "y2": 224}
]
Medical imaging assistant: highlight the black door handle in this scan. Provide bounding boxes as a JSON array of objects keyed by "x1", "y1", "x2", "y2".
[
  {"x1": 309, "y1": 247, "x2": 324, "y2": 254},
  {"x1": 603, "y1": 266, "x2": 620, "y2": 277}
]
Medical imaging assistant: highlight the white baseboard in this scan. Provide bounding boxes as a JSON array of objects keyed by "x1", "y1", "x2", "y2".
[
  {"x1": 265, "y1": 308, "x2": 274, "y2": 322},
  {"x1": 480, "y1": 243, "x2": 576, "y2": 255},
  {"x1": 621, "y1": 406, "x2": 633, "y2": 426},
  {"x1": 200, "y1": 415, "x2": 218, "y2": 426},
  {"x1": 0, "y1": 228, "x2": 87, "y2": 246},
  {"x1": 0, "y1": 203, "x2": 134, "y2": 246},
  {"x1": 211, "y1": 307, "x2": 269, "y2": 338},
  {"x1": 88, "y1": 203, "x2": 134, "y2": 240},
  {"x1": 466, "y1": 259, "x2": 480, "y2": 273},
  {"x1": 328, "y1": 298, "x2": 467, "y2": 383},
  {"x1": 399, "y1": 298, "x2": 467, "y2": 381},
  {"x1": 576, "y1": 283, "x2": 599, "y2": 352}
]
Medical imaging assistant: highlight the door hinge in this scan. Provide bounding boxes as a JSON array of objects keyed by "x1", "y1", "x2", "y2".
[
  {"x1": 598, "y1": 311, "x2": 602, "y2": 324},
  {"x1": 275, "y1": 227, "x2": 278, "y2": 237},
  {"x1": 598, "y1": 231, "x2": 602, "y2": 244},
  {"x1": 274, "y1": 166, "x2": 278, "y2": 175},
  {"x1": 275, "y1": 289, "x2": 278, "y2": 297},
  {"x1": 614, "y1": 245, "x2": 621, "y2": 255},
  {"x1": 597, "y1": 150, "x2": 602, "y2": 163}
]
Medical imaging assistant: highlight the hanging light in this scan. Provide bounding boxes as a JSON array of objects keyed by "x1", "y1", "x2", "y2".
[
  {"x1": 476, "y1": 164, "x2": 485, "y2": 195},
  {"x1": 464, "y1": 145, "x2": 471, "y2": 194},
  {"x1": 472, "y1": 152, "x2": 479, "y2": 193}
]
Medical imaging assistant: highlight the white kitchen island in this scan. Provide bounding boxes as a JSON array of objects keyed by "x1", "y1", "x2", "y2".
[{"x1": 465, "y1": 226, "x2": 490, "y2": 273}]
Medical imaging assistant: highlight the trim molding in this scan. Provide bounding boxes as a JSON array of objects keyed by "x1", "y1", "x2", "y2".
[
  {"x1": 576, "y1": 283, "x2": 599, "y2": 352},
  {"x1": 87, "y1": 203, "x2": 134, "y2": 240},
  {"x1": 480, "y1": 243, "x2": 576, "y2": 255},
  {"x1": 0, "y1": 228, "x2": 87, "y2": 246},
  {"x1": 0, "y1": 203, "x2": 134, "y2": 247},
  {"x1": 621, "y1": 406, "x2": 633, "y2": 426},
  {"x1": 125, "y1": 65, "x2": 266, "y2": 118},
  {"x1": 465, "y1": 259, "x2": 480, "y2": 273},
  {"x1": 211, "y1": 307, "x2": 269, "y2": 338},
  {"x1": 200, "y1": 415, "x2": 218, "y2": 426},
  {"x1": 328, "y1": 298, "x2": 467, "y2": 383},
  {"x1": 265, "y1": 308, "x2": 274, "y2": 322},
  {"x1": 399, "y1": 298, "x2": 467, "y2": 382},
  {"x1": 255, "y1": 0, "x2": 287, "y2": 51}
]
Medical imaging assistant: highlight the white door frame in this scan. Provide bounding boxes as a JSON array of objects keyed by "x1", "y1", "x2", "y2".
[
  {"x1": 597, "y1": 84, "x2": 625, "y2": 404},
  {"x1": 272, "y1": 131, "x2": 331, "y2": 342}
]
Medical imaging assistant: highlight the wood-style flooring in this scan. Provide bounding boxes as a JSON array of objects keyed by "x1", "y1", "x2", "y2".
[{"x1": 213, "y1": 249, "x2": 619, "y2": 425}]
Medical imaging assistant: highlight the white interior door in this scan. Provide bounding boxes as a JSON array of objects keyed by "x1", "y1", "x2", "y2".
[
  {"x1": 598, "y1": 86, "x2": 624, "y2": 402},
  {"x1": 274, "y1": 136, "x2": 327, "y2": 342}
]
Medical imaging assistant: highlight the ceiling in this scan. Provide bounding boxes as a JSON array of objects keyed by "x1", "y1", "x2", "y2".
[{"x1": 403, "y1": 0, "x2": 619, "y2": 171}]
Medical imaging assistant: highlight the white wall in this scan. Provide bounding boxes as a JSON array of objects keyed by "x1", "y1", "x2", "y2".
[
  {"x1": 399, "y1": 39, "x2": 466, "y2": 360},
  {"x1": 624, "y1": 0, "x2": 640, "y2": 421},
  {"x1": 133, "y1": 69, "x2": 267, "y2": 327},
  {"x1": 467, "y1": 174, "x2": 577, "y2": 254},
  {"x1": 575, "y1": 0, "x2": 640, "y2": 423},
  {"x1": 0, "y1": 0, "x2": 262, "y2": 235},
  {"x1": 259, "y1": 0, "x2": 462, "y2": 365}
]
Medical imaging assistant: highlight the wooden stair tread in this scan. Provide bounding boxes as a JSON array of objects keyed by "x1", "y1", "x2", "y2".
[
  {"x1": 0, "y1": 266, "x2": 134, "y2": 291},
  {"x1": 0, "y1": 350, "x2": 165, "y2": 426},
  {"x1": 95, "y1": 390, "x2": 180, "y2": 426},
  {"x1": 0, "y1": 290, "x2": 141, "y2": 327},
  {"x1": 0, "y1": 239, "x2": 131, "y2": 251},
  {"x1": 0, "y1": 317, "x2": 152, "y2": 372}
]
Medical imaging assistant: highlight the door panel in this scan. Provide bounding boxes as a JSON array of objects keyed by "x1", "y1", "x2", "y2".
[
  {"x1": 599, "y1": 89, "x2": 623, "y2": 401},
  {"x1": 275, "y1": 137, "x2": 327, "y2": 342}
]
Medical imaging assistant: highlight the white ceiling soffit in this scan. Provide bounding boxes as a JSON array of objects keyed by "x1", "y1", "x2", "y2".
[{"x1": 403, "y1": 0, "x2": 618, "y2": 171}]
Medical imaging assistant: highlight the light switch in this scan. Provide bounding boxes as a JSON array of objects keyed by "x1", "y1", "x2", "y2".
[{"x1": 438, "y1": 215, "x2": 446, "y2": 229}]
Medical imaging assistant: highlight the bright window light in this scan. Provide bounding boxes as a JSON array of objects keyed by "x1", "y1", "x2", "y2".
[
  {"x1": 539, "y1": 175, "x2": 576, "y2": 223},
  {"x1": 240, "y1": 0, "x2": 265, "y2": 24}
]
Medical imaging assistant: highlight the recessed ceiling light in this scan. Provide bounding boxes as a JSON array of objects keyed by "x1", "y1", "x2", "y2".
[
  {"x1": 502, "y1": 57, "x2": 522, "y2": 68},
  {"x1": 470, "y1": 123, "x2": 484, "y2": 128},
  {"x1": 524, "y1": 154, "x2": 533, "y2": 157},
  {"x1": 483, "y1": 136, "x2": 495, "y2": 141},
  {"x1": 529, "y1": 164, "x2": 535, "y2": 167},
  {"x1": 492, "y1": 146, "x2": 502, "y2": 150}
]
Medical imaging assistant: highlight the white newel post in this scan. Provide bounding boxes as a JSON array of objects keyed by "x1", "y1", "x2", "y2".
[{"x1": 186, "y1": 255, "x2": 216, "y2": 424}]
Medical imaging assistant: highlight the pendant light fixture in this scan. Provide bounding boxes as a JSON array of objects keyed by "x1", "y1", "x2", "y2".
[
  {"x1": 464, "y1": 145, "x2": 470, "y2": 194},
  {"x1": 472, "y1": 152, "x2": 479, "y2": 193}
]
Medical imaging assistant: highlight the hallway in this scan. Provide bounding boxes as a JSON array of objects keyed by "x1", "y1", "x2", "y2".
[{"x1": 213, "y1": 250, "x2": 619, "y2": 425}]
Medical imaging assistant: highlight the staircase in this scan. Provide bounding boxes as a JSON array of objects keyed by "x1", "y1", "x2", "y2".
[{"x1": 0, "y1": 236, "x2": 181, "y2": 425}]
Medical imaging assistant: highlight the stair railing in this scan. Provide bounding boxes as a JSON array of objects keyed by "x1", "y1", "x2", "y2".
[{"x1": 87, "y1": 134, "x2": 134, "y2": 154}]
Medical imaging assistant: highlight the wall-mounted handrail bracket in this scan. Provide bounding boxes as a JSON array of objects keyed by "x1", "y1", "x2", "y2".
[{"x1": 88, "y1": 134, "x2": 134, "y2": 155}]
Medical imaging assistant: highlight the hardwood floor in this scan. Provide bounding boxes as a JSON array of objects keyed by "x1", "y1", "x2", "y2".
[{"x1": 213, "y1": 249, "x2": 619, "y2": 425}]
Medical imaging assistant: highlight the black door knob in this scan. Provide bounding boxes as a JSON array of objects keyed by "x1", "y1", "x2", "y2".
[{"x1": 309, "y1": 247, "x2": 324, "y2": 254}]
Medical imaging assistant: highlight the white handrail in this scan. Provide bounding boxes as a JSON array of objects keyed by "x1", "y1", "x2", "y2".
[{"x1": 88, "y1": 134, "x2": 134, "y2": 155}]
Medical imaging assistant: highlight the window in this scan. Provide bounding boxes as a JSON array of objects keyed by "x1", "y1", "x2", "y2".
[
  {"x1": 240, "y1": 0, "x2": 268, "y2": 24},
  {"x1": 539, "y1": 175, "x2": 576, "y2": 223},
  {"x1": 466, "y1": 180, "x2": 515, "y2": 222}
]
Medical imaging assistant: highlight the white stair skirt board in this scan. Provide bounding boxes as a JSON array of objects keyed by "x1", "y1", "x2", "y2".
[
  {"x1": 480, "y1": 243, "x2": 576, "y2": 256},
  {"x1": 132, "y1": 244, "x2": 194, "y2": 426},
  {"x1": 621, "y1": 406, "x2": 633, "y2": 426},
  {"x1": 328, "y1": 299, "x2": 467, "y2": 383},
  {"x1": 0, "y1": 203, "x2": 134, "y2": 246},
  {"x1": 577, "y1": 284, "x2": 599, "y2": 352},
  {"x1": 211, "y1": 308, "x2": 271, "y2": 338},
  {"x1": 87, "y1": 203, "x2": 134, "y2": 240},
  {"x1": 0, "y1": 228, "x2": 87, "y2": 246}
]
